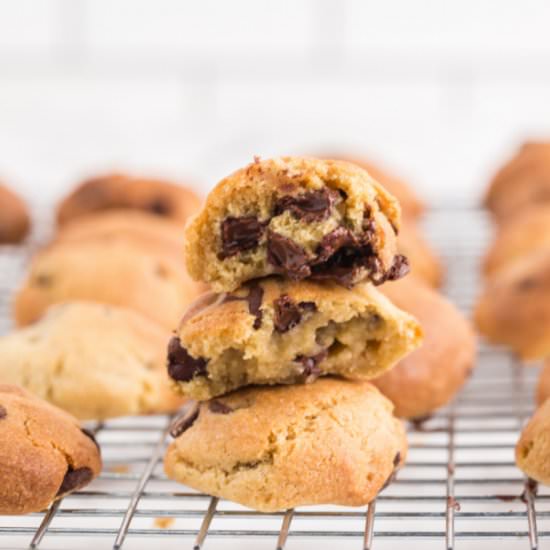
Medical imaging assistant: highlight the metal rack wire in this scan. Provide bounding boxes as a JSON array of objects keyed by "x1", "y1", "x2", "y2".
[{"x1": 0, "y1": 207, "x2": 546, "y2": 549}]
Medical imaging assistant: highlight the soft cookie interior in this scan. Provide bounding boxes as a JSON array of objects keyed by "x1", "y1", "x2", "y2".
[{"x1": 168, "y1": 280, "x2": 422, "y2": 399}]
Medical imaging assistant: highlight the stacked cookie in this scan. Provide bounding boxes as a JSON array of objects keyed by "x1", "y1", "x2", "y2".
[
  {"x1": 476, "y1": 142, "x2": 550, "y2": 484},
  {"x1": 163, "y1": 156, "x2": 424, "y2": 511}
]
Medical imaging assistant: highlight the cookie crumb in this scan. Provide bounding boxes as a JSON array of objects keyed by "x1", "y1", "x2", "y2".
[
  {"x1": 154, "y1": 517, "x2": 175, "y2": 529},
  {"x1": 109, "y1": 464, "x2": 130, "y2": 474}
]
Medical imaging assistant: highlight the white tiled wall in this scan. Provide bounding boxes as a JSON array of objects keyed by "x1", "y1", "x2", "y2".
[{"x1": 1, "y1": 0, "x2": 550, "y2": 206}]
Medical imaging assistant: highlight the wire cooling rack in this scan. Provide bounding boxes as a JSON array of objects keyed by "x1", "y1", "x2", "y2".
[{"x1": 0, "y1": 207, "x2": 546, "y2": 550}]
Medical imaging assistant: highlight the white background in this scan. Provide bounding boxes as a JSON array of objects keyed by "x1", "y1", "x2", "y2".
[{"x1": 1, "y1": 0, "x2": 550, "y2": 207}]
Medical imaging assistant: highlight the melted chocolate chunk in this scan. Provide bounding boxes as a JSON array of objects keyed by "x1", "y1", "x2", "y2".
[
  {"x1": 310, "y1": 264, "x2": 360, "y2": 288},
  {"x1": 219, "y1": 216, "x2": 265, "y2": 259},
  {"x1": 393, "y1": 451, "x2": 401, "y2": 467},
  {"x1": 57, "y1": 466, "x2": 94, "y2": 496},
  {"x1": 167, "y1": 337, "x2": 208, "y2": 382},
  {"x1": 273, "y1": 295, "x2": 303, "y2": 333},
  {"x1": 274, "y1": 188, "x2": 338, "y2": 222},
  {"x1": 273, "y1": 296, "x2": 318, "y2": 333},
  {"x1": 222, "y1": 282, "x2": 264, "y2": 330},
  {"x1": 315, "y1": 227, "x2": 357, "y2": 263},
  {"x1": 247, "y1": 282, "x2": 264, "y2": 330},
  {"x1": 383, "y1": 254, "x2": 410, "y2": 283},
  {"x1": 148, "y1": 198, "x2": 171, "y2": 216},
  {"x1": 266, "y1": 230, "x2": 311, "y2": 279},
  {"x1": 208, "y1": 400, "x2": 233, "y2": 414},
  {"x1": 170, "y1": 401, "x2": 200, "y2": 437},
  {"x1": 0, "y1": 405, "x2": 6, "y2": 419},
  {"x1": 295, "y1": 349, "x2": 328, "y2": 382},
  {"x1": 81, "y1": 428, "x2": 100, "y2": 451}
]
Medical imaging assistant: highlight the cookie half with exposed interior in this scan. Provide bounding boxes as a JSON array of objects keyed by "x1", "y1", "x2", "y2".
[
  {"x1": 184, "y1": 156, "x2": 408, "y2": 292},
  {"x1": 167, "y1": 277, "x2": 422, "y2": 400}
]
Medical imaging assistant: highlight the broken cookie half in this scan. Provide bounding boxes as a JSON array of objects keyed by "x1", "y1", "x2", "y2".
[
  {"x1": 167, "y1": 278, "x2": 422, "y2": 400},
  {"x1": 184, "y1": 156, "x2": 408, "y2": 292}
]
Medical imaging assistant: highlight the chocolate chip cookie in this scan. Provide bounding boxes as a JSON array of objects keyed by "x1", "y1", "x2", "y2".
[
  {"x1": 0, "y1": 184, "x2": 31, "y2": 244},
  {"x1": 516, "y1": 396, "x2": 550, "y2": 484},
  {"x1": 56, "y1": 172, "x2": 201, "y2": 227},
  {"x1": 373, "y1": 278, "x2": 476, "y2": 419},
  {"x1": 184, "y1": 156, "x2": 408, "y2": 292},
  {"x1": 168, "y1": 277, "x2": 422, "y2": 400},
  {"x1": 164, "y1": 378, "x2": 407, "y2": 512},
  {"x1": 14, "y1": 238, "x2": 203, "y2": 330},
  {"x1": 0, "y1": 302, "x2": 183, "y2": 420},
  {"x1": 326, "y1": 155, "x2": 425, "y2": 220},
  {"x1": 485, "y1": 141, "x2": 550, "y2": 223},
  {"x1": 475, "y1": 250, "x2": 550, "y2": 359},
  {"x1": 398, "y1": 220, "x2": 444, "y2": 288},
  {"x1": 55, "y1": 209, "x2": 184, "y2": 254},
  {"x1": 483, "y1": 204, "x2": 550, "y2": 276},
  {"x1": 0, "y1": 384, "x2": 101, "y2": 514}
]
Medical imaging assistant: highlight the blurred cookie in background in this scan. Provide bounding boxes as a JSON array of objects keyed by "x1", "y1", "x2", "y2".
[
  {"x1": 55, "y1": 210, "x2": 185, "y2": 253},
  {"x1": 398, "y1": 220, "x2": 444, "y2": 288},
  {"x1": 13, "y1": 238, "x2": 204, "y2": 330},
  {"x1": 324, "y1": 155, "x2": 425, "y2": 220},
  {"x1": 475, "y1": 249, "x2": 550, "y2": 360},
  {"x1": 483, "y1": 204, "x2": 550, "y2": 277},
  {"x1": 0, "y1": 302, "x2": 183, "y2": 420},
  {"x1": 0, "y1": 183, "x2": 31, "y2": 244},
  {"x1": 374, "y1": 277, "x2": 475, "y2": 420},
  {"x1": 0, "y1": 384, "x2": 101, "y2": 515},
  {"x1": 485, "y1": 141, "x2": 550, "y2": 223},
  {"x1": 56, "y1": 172, "x2": 202, "y2": 227}
]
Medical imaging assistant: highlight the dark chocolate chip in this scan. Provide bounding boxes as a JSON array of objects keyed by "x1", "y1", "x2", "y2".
[
  {"x1": 57, "y1": 466, "x2": 94, "y2": 496},
  {"x1": 273, "y1": 295, "x2": 303, "y2": 333},
  {"x1": 0, "y1": 405, "x2": 6, "y2": 419},
  {"x1": 148, "y1": 198, "x2": 171, "y2": 216},
  {"x1": 298, "y1": 301, "x2": 317, "y2": 312},
  {"x1": 266, "y1": 230, "x2": 311, "y2": 279},
  {"x1": 219, "y1": 216, "x2": 266, "y2": 259},
  {"x1": 170, "y1": 401, "x2": 200, "y2": 437},
  {"x1": 208, "y1": 400, "x2": 233, "y2": 414},
  {"x1": 273, "y1": 188, "x2": 338, "y2": 222},
  {"x1": 383, "y1": 254, "x2": 410, "y2": 282},
  {"x1": 81, "y1": 428, "x2": 100, "y2": 451},
  {"x1": 222, "y1": 282, "x2": 264, "y2": 330},
  {"x1": 295, "y1": 349, "x2": 328, "y2": 382},
  {"x1": 167, "y1": 337, "x2": 208, "y2": 382},
  {"x1": 310, "y1": 264, "x2": 360, "y2": 288},
  {"x1": 393, "y1": 451, "x2": 401, "y2": 467},
  {"x1": 517, "y1": 277, "x2": 538, "y2": 290},
  {"x1": 314, "y1": 227, "x2": 356, "y2": 263},
  {"x1": 247, "y1": 282, "x2": 264, "y2": 330},
  {"x1": 33, "y1": 273, "x2": 53, "y2": 288}
]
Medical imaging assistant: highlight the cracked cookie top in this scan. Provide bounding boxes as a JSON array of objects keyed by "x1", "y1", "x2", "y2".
[
  {"x1": 0, "y1": 384, "x2": 101, "y2": 515},
  {"x1": 164, "y1": 378, "x2": 407, "y2": 512}
]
